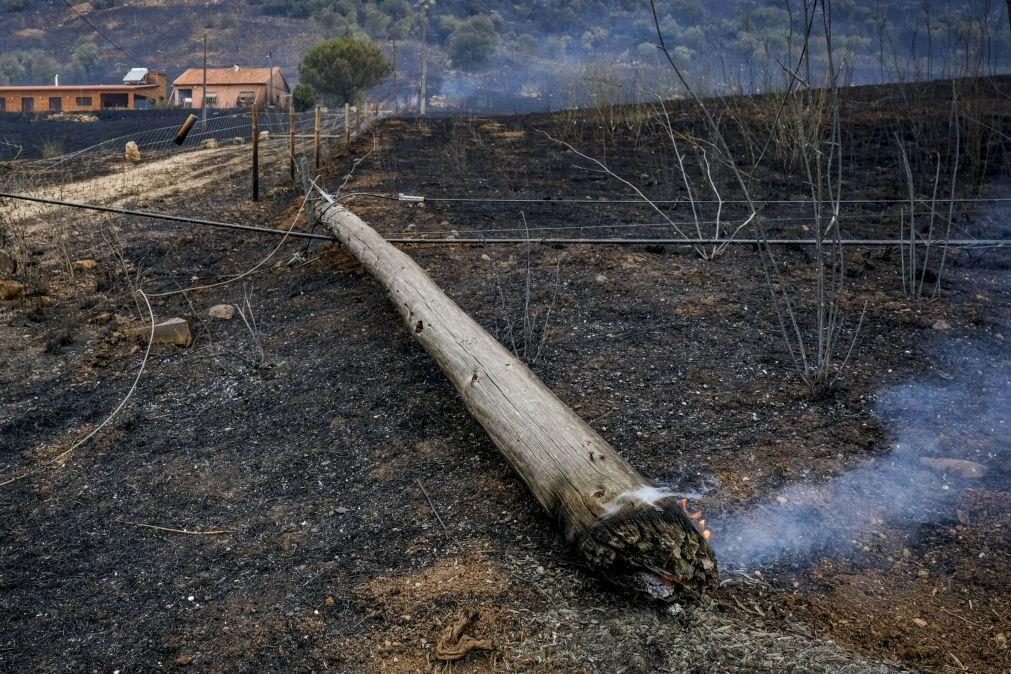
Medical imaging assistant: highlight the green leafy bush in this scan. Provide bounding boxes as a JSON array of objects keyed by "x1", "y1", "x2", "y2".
[{"x1": 292, "y1": 83, "x2": 315, "y2": 111}]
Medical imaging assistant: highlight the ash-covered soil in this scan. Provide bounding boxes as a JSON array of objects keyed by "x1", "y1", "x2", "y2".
[{"x1": 1, "y1": 82, "x2": 1009, "y2": 672}]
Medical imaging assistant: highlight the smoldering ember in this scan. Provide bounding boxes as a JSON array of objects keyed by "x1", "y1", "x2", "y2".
[{"x1": 1, "y1": 1, "x2": 1010, "y2": 672}]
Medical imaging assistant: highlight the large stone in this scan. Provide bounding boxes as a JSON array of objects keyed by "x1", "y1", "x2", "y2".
[
  {"x1": 200, "y1": 138, "x2": 219, "y2": 150},
  {"x1": 208, "y1": 303, "x2": 236, "y2": 320},
  {"x1": 125, "y1": 141, "x2": 141, "y2": 162},
  {"x1": 0, "y1": 279, "x2": 25, "y2": 301},
  {"x1": 131, "y1": 317, "x2": 192, "y2": 347},
  {"x1": 72, "y1": 259, "x2": 98, "y2": 272}
]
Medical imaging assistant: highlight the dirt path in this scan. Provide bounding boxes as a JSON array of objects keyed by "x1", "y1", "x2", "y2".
[{"x1": 0, "y1": 140, "x2": 296, "y2": 231}]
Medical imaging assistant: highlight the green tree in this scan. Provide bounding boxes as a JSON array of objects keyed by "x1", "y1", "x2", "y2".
[
  {"x1": 73, "y1": 40, "x2": 102, "y2": 77},
  {"x1": 0, "y1": 52, "x2": 25, "y2": 85},
  {"x1": 298, "y1": 36, "x2": 389, "y2": 104},
  {"x1": 19, "y1": 50, "x2": 58, "y2": 85},
  {"x1": 447, "y1": 15, "x2": 498, "y2": 71},
  {"x1": 292, "y1": 83, "x2": 315, "y2": 111}
]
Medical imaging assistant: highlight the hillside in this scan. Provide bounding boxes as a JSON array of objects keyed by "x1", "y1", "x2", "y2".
[{"x1": 2, "y1": 0, "x2": 1010, "y2": 110}]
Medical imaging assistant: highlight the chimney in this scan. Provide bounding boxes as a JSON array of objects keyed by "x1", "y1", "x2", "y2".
[
  {"x1": 234, "y1": 64, "x2": 240, "y2": 72},
  {"x1": 54, "y1": 73, "x2": 59, "y2": 86}
]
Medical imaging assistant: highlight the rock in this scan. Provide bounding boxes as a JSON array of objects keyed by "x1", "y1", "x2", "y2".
[
  {"x1": 124, "y1": 141, "x2": 141, "y2": 161},
  {"x1": 911, "y1": 618, "x2": 928, "y2": 628},
  {"x1": 200, "y1": 138, "x2": 218, "y2": 150},
  {"x1": 72, "y1": 258, "x2": 98, "y2": 272},
  {"x1": 595, "y1": 274, "x2": 608, "y2": 283},
  {"x1": 480, "y1": 254, "x2": 491, "y2": 261},
  {"x1": 917, "y1": 569, "x2": 929, "y2": 578},
  {"x1": 0, "y1": 250, "x2": 16, "y2": 275},
  {"x1": 919, "y1": 457, "x2": 988, "y2": 479},
  {"x1": 131, "y1": 317, "x2": 192, "y2": 347},
  {"x1": 258, "y1": 130, "x2": 270, "y2": 140},
  {"x1": 932, "y1": 319, "x2": 951, "y2": 331},
  {"x1": 324, "y1": 596, "x2": 336, "y2": 607},
  {"x1": 0, "y1": 279, "x2": 25, "y2": 301},
  {"x1": 231, "y1": 137, "x2": 244, "y2": 145},
  {"x1": 208, "y1": 303, "x2": 236, "y2": 320},
  {"x1": 175, "y1": 654, "x2": 193, "y2": 666}
]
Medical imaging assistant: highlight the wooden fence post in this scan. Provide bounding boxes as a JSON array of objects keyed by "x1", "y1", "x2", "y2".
[
  {"x1": 174, "y1": 114, "x2": 198, "y2": 145},
  {"x1": 314, "y1": 105, "x2": 321, "y2": 171},
  {"x1": 251, "y1": 103, "x2": 259, "y2": 202},
  {"x1": 289, "y1": 104, "x2": 296, "y2": 184},
  {"x1": 344, "y1": 102, "x2": 351, "y2": 146}
]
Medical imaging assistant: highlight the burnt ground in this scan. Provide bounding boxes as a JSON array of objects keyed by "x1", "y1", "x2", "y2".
[{"x1": 1, "y1": 82, "x2": 1010, "y2": 672}]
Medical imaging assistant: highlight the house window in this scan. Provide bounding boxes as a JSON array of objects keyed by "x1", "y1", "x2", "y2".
[
  {"x1": 177, "y1": 88, "x2": 193, "y2": 104},
  {"x1": 75, "y1": 96, "x2": 92, "y2": 107},
  {"x1": 0, "y1": 99, "x2": 5, "y2": 112},
  {"x1": 236, "y1": 91, "x2": 256, "y2": 107},
  {"x1": 205, "y1": 92, "x2": 218, "y2": 107}
]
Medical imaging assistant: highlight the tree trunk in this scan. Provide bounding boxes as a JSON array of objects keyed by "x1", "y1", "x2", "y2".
[{"x1": 314, "y1": 201, "x2": 717, "y2": 598}]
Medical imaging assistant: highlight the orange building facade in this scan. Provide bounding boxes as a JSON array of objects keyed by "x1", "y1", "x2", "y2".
[
  {"x1": 0, "y1": 72, "x2": 168, "y2": 113},
  {"x1": 171, "y1": 66, "x2": 290, "y2": 109}
]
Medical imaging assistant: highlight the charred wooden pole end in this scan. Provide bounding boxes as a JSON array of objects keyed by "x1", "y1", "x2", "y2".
[
  {"x1": 173, "y1": 114, "x2": 199, "y2": 146},
  {"x1": 313, "y1": 199, "x2": 718, "y2": 598}
]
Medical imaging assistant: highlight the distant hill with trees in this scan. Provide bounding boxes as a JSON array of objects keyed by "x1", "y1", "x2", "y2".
[{"x1": 1, "y1": 0, "x2": 1008, "y2": 109}]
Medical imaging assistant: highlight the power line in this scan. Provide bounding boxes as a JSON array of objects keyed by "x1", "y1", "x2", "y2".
[
  {"x1": 0, "y1": 192, "x2": 332, "y2": 241},
  {"x1": 3, "y1": 192, "x2": 1007, "y2": 249},
  {"x1": 356, "y1": 194, "x2": 1011, "y2": 206},
  {"x1": 61, "y1": 0, "x2": 141, "y2": 66}
]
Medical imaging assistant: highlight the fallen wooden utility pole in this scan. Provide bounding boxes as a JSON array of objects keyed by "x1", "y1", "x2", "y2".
[{"x1": 311, "y1": 195, "x2": 717, "y2": 599}]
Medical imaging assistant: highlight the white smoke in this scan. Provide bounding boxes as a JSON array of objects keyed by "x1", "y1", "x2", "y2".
[{"x1": 710, "y1": 341, "x2": 1009, "y2": 569}]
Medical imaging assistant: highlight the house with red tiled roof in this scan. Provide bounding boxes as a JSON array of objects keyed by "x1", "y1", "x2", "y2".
[
  {"x1": 0, "y1": 69, "x2": 167, "y2": 113},
  {"x1": 171, "y1": 66, "x2": 290, "y2": 109}
]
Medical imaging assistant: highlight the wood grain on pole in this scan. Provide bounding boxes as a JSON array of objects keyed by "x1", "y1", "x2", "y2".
[
  {"x1": 251, "y1": 104, "x2": 259, "y2": 202},
  {"x1": 313, "y1": 201, "x2": 718, "y2": 599},
  {"x1": 314, "y1": 105, "x2": 321, "y2": 170}
]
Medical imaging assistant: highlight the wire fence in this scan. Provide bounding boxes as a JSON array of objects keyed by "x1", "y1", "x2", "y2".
[
  {"x1": 0, "y1": 104, "x2": 386, "y2": 310},
  {"x1": 29, "y1": 108, "x2": 352, "y2": 169}
]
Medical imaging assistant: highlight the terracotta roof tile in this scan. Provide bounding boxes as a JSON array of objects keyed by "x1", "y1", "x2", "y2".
[{"x1": 173, "y1": 67, "x2": 281, "y2": 86}]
